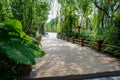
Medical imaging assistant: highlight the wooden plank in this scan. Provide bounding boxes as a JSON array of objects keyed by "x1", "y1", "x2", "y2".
[
  {"x1": 103, "y1": 44, "x2": 120, "y2": 50},
  {"x1": 90, "y1": 41, "x2": 96, "y2": 44},
  {"x1": 74, "y1": 39, "x2": 80, "y2": 41},
  {"x1": 74, "y1": 41, "x2": 80, "y2": 44}
]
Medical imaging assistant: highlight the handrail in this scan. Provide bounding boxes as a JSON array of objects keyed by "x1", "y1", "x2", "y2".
[
  {"x1": 57, "y1": 34, "x2": 120, "y2": 56},
  {"x1": 103, "y1": 44, "x2": 120, "y2": 50}
]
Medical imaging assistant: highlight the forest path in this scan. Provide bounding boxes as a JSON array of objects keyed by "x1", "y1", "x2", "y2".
[{"x1": 28, "y1": 32, "x2": 120, "y2": 79}]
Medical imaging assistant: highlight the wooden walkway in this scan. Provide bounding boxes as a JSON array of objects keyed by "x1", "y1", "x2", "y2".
[{"x1": 23, "y1": 33, "x2": 120, "y2": 80}]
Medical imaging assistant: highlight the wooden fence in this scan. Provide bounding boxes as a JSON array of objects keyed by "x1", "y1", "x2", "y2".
[{"x1": 57, "y1": 34, "x2": 120, "y2": 57}]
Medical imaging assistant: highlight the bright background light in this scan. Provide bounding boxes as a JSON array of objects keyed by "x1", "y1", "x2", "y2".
[{"x1": 47, "y1": 0, "x2": 60, "y2": 23}]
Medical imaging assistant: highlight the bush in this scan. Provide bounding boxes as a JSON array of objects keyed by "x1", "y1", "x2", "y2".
[{"x1": 0, "y1": 19, "x2": 45, "y2": 79}]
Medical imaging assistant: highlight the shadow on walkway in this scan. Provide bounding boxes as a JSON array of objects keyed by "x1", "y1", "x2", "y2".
[{"x1": 24, "y1": 32, "x2": 120, "y2": 80}]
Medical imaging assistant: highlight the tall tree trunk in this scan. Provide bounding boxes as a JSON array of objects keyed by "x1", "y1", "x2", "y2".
[
  {"x1": 86, "y1": 17, "x2": 88, "y2": 29},
  {"x1": 41, "y1": 24, "x2": 45, "y2": 35},
  {"x1": 101, "y1": 13, "x2": 104, "y2": 28}
]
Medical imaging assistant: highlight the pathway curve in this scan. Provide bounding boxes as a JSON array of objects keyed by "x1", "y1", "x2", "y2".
[{"x1": 29, "y1": 33, "x2": 120, "y2": 78}]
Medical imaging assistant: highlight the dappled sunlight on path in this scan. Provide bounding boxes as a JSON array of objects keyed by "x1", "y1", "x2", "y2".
[{"x1": 29, "y1": 32, "x2": 120, "y2": 78}]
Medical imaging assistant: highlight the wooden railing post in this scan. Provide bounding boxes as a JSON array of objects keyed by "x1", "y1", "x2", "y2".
[
  {"x1": 66, "y1": 37, "x2": 69, "y2": 42},
  {"x1": 63, "y1": 36, "x2": 65, "y2": 40},
  {"x1": 60, "y1": 34, "x2": 62, "y2": 39},
  {"x1": 81, "y1": 38, "x2": 85, "y2": 47},
  {"x1": 72, "y1": 37, "x2": 74, "y2": 43},
  {"x1": 96, "y1": 40, "x2": 104, "y2": 51},
  {"x1": 62, "y1": 35, "x2": 64, "y2": 40},
  {"x1": 65, "y1": 36, "x2": 67, "y2": 41}
]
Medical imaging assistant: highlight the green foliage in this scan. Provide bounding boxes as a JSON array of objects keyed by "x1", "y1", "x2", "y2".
[
  {"x1": 80, "y1": 30, "x2": 93, "y2": 40},
  {"x1": 6, "y1": 0, "x2": 50, "y2": 36},
  {"x1": 0, "y1": 0, "x2": 49, "y2": 79},
  {"x1": 0, "y1": 19, "x2": 45, "y2": 66},
  {"x1": 45, "y1": 22, "x2": 51, "y2": 32},
  {"x1": 59, "y1": 0, "x2": 120, "y2": 47},
  {"x1": 45, "y1": 18, "x2": 58, "y2": 32},
  {"x1": 27, "y1": 42, "x2": 45, "y2": 57},
  {"x1": 0, "y1": 39, "x2": 35, "y2": 65},
  {"x1": 4, "y1": 19, "x2": 25, "y2": 38},
  {"x1": 0, "y1": 19, "x2": 45, "y2": 80},
  {"x1": 57, "y1": 23, "x2": 62, "y2": 33},
  {"x1": 3, "y1": 18, "x2": 32, "y2": 42}
]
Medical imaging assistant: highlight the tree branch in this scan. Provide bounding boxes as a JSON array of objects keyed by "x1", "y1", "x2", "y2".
[
  {"x1": 114, "y1": 1, "x2": 120, "y2": 13},
  {"x1": 92, "y1": 0, "x2": 111, "y2": 18}
]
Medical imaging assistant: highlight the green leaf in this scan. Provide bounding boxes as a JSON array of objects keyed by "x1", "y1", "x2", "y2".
[
  {"x1": 26, "y1": 42, "x2": 45, "y2": 58},
  {"x1": 3, "y1": 19, "x2": 33, "y2": 42},
  {"x1": 0, "y1": 39, "x2": 35, "y2": 65},
  {"x1": 23, "y1": 35, "x2": 33, "y2": 42},
  {"x1": 4, "y1": 19, "x2": 23, "y2": 34}
]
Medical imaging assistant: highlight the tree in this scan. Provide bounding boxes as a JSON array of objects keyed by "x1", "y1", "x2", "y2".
[
  {"x1": 9, "y1": 0, "x2": 50, "y2": 36},
  {"x1": 45, "y1": 17, "x2": 58, "y2": 32},
  {"x1": 58, "y1": 0, "x2": 120, "y2": 46}
]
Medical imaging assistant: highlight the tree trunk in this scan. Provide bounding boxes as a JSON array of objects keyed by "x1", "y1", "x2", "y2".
[{"x1": 41, "y1": 24, "x2": 45, "y2": 35}]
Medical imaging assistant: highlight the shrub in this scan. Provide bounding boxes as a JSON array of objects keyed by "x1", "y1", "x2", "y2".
[{"x1": 0, "y1": 19, "x2": 45, "y2": 79}]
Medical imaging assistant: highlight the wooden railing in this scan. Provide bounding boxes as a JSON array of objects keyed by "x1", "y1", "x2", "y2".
[{"x1": 57, "y1": 34, "x2": 120, "y2": 57}]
